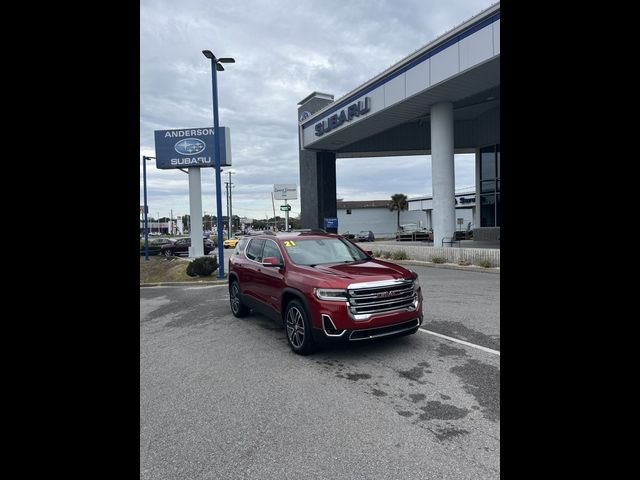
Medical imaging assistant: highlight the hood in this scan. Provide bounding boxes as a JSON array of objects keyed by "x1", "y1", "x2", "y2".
[{"x1": 295, "y1": 259, "x2": 413, "y2": 288}]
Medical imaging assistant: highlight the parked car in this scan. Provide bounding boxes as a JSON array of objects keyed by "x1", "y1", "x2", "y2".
[
  {"x1": 228, "y1": 231, "x2": 424, "y2": 355},
  {"x1": 356, "y1": 230, "x2": 375, "y2": 242},
  {"x1": 161, "y1": 238, "x2": 215, "y2": 257},
  {"x1": 223, "y1": 236, "x2": 243, "y2": 249},
  {"x1": 396, "y1": 224, "x2": 432, "y2": 242},
  {"x1": 139, "y1": 238, "x2": 173, "y2": 256},
  {"x1": 341, "y1": 231, "x2": 356, "y2": 240}
]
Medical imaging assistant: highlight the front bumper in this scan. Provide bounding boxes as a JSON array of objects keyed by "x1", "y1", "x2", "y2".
[
  {"x1": 308, "y1": 287, "x2": 424, "y2": 342},
  {"x1": 311, "y1": 315, "x2": 423, "y2": 344}
]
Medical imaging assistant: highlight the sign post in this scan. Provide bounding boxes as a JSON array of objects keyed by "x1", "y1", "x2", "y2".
[
  {"x1": 280, "y1": 204, "x2": 291, "y2": 231},
  {"x1": 274, "y1": 184, "x2": 297, "y2": 232}
]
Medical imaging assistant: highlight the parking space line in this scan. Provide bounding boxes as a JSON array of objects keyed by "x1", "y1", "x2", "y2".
[
  {"x1": 183, "y1": 285, "x2": 227, "y2": 290},
  {"x1": 418, "y1": 328, "x2": 500, "y2": 355}
]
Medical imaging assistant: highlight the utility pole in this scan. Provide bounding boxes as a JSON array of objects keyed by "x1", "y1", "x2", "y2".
[
  {"x1": 271, "y1": 192, "x2": 277, "y2": 231},
  {"x1": 224, "y1": 182, "x2": 231, "y2": 238},
  {"x1": 228, "y1": 171, "x2": 234, "y2": 236},
  {"x1": 170, "y1": 209, "x2": 173, "y2": 235},
  {"x1": 224, "y1": 171, "x2": 234, "y2": 238}
]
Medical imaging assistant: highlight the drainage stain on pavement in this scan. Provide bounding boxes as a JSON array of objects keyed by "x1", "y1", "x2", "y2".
[
  {"x1": 437, "y1": 343, "x2": 467, "y2": 357},
  {"x1": 416, "y1": 401, "x2": 469, "y2": 422},
  {"x1": 408, "y1": 393, "x2": 426, "y2": 403},
  {"x1": 428, "y1": 320, "x2": 500, "y2": 351},
  {"x1": 336, "y1": 372, "x2": 372, "y2": 381},
  {"x1": 450, "y1": 359, "x2": 500, "y2": 422},
  {"x1": 370, "y1": 388, "x2": 388, "y2": 397},
  {"x1": 431, "y1": 425, "x2": 470, "y2": 441},
  {"x1": 398, "y1": 366, "x2": 427, "y2": 383}
]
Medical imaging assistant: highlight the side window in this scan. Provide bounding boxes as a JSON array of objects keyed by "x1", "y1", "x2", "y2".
[
  {"x1": 245, "y1": 239, "x2": 265, "y2": 262},
  {"x1": 262, "y1": 240, "x2": 284, "y2": 263},
  {"x1": 234, "y1": 238, "x2": 249, "y2": 255}
]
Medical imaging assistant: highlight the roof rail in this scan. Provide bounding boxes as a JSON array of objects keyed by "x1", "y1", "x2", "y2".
[
  {"x1": 244, "y1": 230, "x2": 276, "y2": 236},
  {"x1": 291, "y1": 228, "x2": 328, "y2": 234}
]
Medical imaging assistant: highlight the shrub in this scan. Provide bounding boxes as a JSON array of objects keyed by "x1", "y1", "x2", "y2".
[
  {"x1": 477, "y1": 259, "x2": 493, "y2": 268},
  {"x1": 372, "y1": 250, "x2": 381, "y2": 258},
  {"x1": 186, "y1": 256, "x2": 219, "y2": 277},
  {"x1": 431, "y1": 256, "x2": 446, "y2": 264},
  {"x1": 458, "y1": 259, "x2": 472, "y2": 266},
  {"x1": 392, "y1": 250, "x2": 408, "y2": 260}
]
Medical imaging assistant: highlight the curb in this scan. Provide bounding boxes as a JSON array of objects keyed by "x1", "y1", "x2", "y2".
[
  {"x1": 391, "y1": 259, "x2": 500, "y2": 274},
  {"x1": 140, "y1": 280, "x2": 227, "y2": 287}
]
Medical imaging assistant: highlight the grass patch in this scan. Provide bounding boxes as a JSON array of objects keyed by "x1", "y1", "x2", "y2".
[
  {"x1": 458, "y1": 259, "x2": 472, "y2": 266},
  {"x1": 477, "y1": 259, "x2": 494, "y2": 268},
  {"x1": 140, "y1": 256, "x2": 222, "y2": 283},
  {"x1": 392, "y1": 250, "x2": 408, "y2": 260},
  {"x1": 430, "y1": 256, "x2": 446, "y2": 264}
]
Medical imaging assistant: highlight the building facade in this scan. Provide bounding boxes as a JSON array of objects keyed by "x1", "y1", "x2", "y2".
[{"x1": 298, "y1": 3, "x2": 500, "y2": 243}]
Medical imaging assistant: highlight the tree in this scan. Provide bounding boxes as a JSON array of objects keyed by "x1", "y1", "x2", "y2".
[{"x1": 389, "y1": 193, "x2": 408, "y2": 231}]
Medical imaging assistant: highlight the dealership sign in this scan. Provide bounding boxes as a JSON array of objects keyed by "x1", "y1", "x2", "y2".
[
  {"x1": 314, "y1": 97, "x2": 370, "y2": 136},
  {"x1": 274, "y1": 184, "x2": 297, "y2": 200},
  {"x1": 153, "y1": 127, "x2": 232, "y2": 169}
]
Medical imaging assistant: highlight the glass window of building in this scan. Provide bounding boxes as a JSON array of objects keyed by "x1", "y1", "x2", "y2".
[{"x1": 479, "y1": 144, "x2": 500, "y2": 227}]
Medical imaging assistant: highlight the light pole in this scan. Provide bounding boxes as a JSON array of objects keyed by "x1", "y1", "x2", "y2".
[
  {"x1": 203, "y1": 49, "x2": 234, "y2": 279},
  {"x1": 142, "y1": 155, "x2": 155, "y2": 261}
]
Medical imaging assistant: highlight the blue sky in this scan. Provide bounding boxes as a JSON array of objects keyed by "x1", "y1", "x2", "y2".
[{"x1": 140, "y1": 0, "x2": 495, "y2": 220}]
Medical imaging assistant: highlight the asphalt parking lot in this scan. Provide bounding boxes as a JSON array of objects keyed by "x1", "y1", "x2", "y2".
[{"x1": 140, "y1": 266, "x2": 499, "y2": 479}]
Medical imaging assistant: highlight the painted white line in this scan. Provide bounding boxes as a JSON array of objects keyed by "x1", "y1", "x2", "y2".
[
  {"x1": 183, "y1": 285, "x2": 227, "y2": 290},
  {"x1": 418, "y1": 328, "x2": 500, "y2": 356}
]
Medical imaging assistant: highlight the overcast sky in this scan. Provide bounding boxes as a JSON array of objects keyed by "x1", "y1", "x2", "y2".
[{"x1": 140, "y1": 0, "x2": 495, "y2": 221}]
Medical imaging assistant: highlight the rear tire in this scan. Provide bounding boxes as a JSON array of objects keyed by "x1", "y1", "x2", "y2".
[
  {"x1": 163, "y1": 249, "x2": 172, "y2": 257},
  {"x1": 229, "y1": 281, "x2": 249, "y2": 317},
  {"x1": 284, "y1": 300, "x2": 316, "y2": 355}
]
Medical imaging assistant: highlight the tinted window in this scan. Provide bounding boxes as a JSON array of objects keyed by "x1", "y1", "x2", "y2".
[
  {"x1": 245, "y1": 239, "x2": 266, "y2": 262},
  {"x1": 282, "y1": 238, "x2": 368, "y2": 266},
  {"x1": 262, "y1": 240, "x2": 284, "y2": 263},
  {"x1": 234, "y1": 238, "x2": 249, "y2": 255}
]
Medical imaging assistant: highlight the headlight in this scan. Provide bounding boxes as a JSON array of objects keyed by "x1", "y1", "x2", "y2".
[
  {"x1": 314, "y1": 288, "x2": 348, "y2": 301},
  {"x1": 412, "y1": 273, "x2": 421, "y2": 292}
]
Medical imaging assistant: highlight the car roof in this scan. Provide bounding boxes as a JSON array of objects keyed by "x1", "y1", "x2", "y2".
[{"x1": 246, "y1": 230, "x2": 339, "y2": 241}]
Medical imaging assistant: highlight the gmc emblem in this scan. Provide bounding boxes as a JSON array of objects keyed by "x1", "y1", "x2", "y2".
[{"x1": 376, "y1": 291, "x2": 402, "y2": 299}]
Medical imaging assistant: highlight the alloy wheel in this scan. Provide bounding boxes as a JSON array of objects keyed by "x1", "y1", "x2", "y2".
[{"x1": 286, "y1": 306, "x2": 305, "y2": 348}]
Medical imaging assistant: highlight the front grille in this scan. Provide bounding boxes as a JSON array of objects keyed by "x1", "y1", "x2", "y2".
[{"x1": 347, "y1": 279, "x2": 417, "y2": 320}]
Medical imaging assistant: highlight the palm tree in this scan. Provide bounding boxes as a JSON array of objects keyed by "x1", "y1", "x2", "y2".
[{"x1": 389, "y1": 193, "x2": 408, "y2": 231}]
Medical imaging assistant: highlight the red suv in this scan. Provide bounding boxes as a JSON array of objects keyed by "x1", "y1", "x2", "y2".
[{"x1": 228, "y1": 230, "x2": 424, "y2": 355}]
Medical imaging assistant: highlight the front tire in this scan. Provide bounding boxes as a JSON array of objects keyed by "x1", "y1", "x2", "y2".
[
  {"x1": 229, "y1": 281, "x2": 249, "y2": 317},
  {"x1": 163, "y1": 249, "x2": 173, "y2": 257},
  {"x1": 284, "y1": 300, "x2": 316, "y2": 355}
]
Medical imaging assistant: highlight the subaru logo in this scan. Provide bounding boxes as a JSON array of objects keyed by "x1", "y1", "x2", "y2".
[
  {"x1": 299, "y1": 111, "x2": 311, "y2": 123},
  {"x1": 174, "y1": 138, "x2": 206, "y2": 155}
]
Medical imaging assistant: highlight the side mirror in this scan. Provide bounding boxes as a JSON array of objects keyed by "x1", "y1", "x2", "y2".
[
  {"x1": 262, "y1": 257, "x2": 284, "y2": 267},
  {"x1": 365, "y1": 250, "x2": 373, "y2": 256}
]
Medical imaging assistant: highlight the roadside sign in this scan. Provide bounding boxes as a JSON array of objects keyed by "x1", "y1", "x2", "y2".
[
  {"x1": 324, "y1": 217, "x2": 338, "y2": 229},
  {"x1": 153, "y1": 126, "x2": 232, "y2": 169},
  {"x1": 457, "y1": 218, "x2": 464, "y2": 224},
  {"x1": 280, "y1": 204, "x2": 291, "y2": 211},
  {"x1": 274, "y1": 184, "x2": 297, "y2": 200}
]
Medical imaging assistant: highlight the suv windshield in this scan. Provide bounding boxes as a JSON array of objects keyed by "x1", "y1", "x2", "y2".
[{"x1": 282, "y1": 238, "x2": 369, "y2": 266}]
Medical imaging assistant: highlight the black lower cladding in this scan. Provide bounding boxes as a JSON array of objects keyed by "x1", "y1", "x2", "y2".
[
  {"x1": 349, "y1": 318, "x2": 421, "y2": 341},
  {"x1": 312, "y1": 316, "x2": 423, "y2": 344}
]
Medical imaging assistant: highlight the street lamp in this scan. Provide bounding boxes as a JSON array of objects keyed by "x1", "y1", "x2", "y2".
[
  {"x1": 142, "y1": 155, "x2": 155, "y2": 261},
  {"x1": 203, "y1": 49, "x2": 234, "y2": 279}
]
